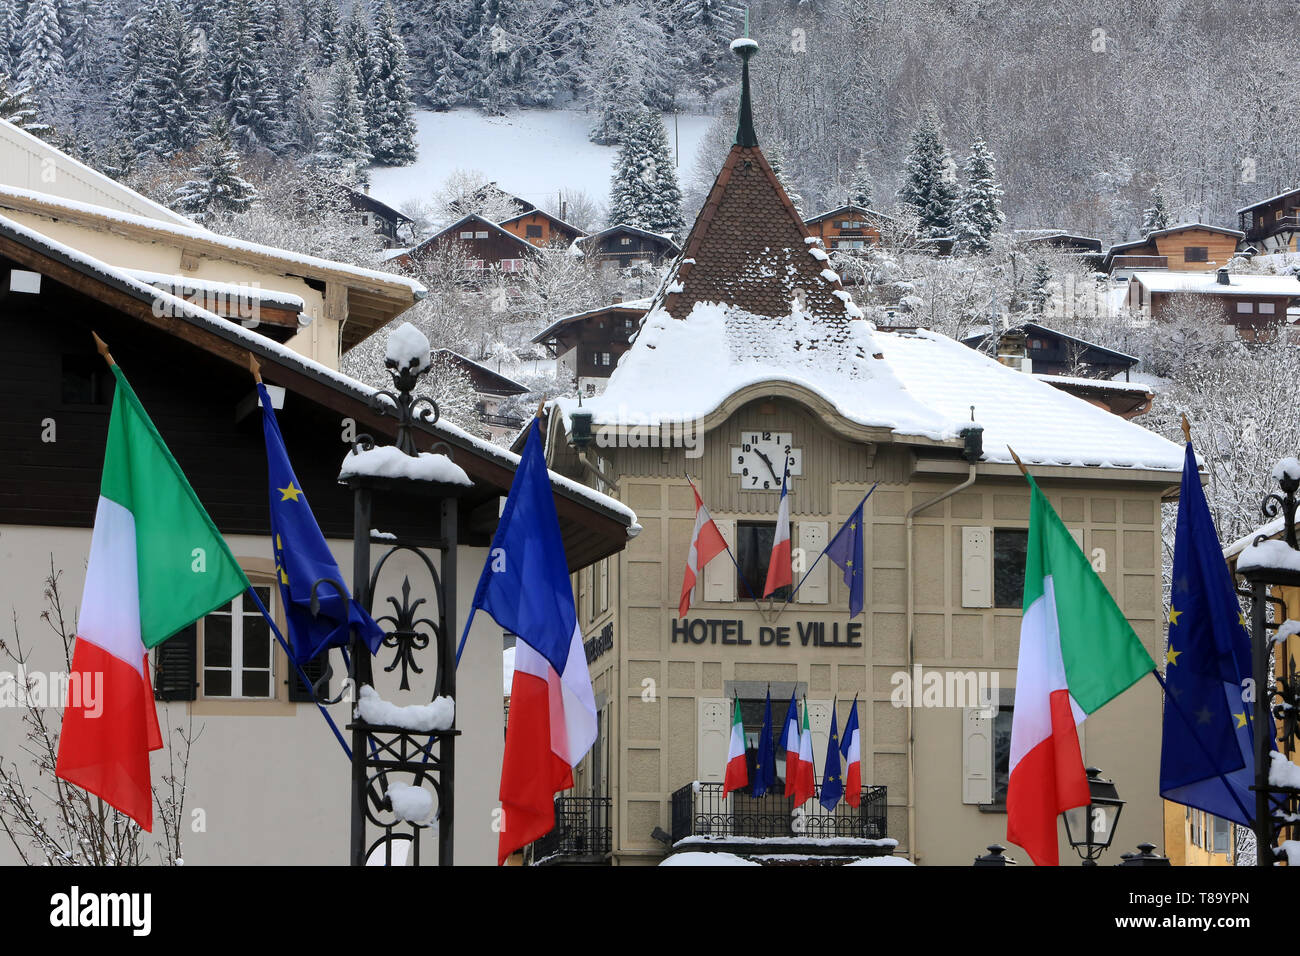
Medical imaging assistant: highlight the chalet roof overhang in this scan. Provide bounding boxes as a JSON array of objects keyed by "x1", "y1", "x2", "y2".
[
  {"x1": 412, "y1": 213, "x2": 539, "y2": 258},
  {"x1": 962, "y1": 322, "x2": 1140, "y2": 366},
  {"x1": 803, "y1": 205, "x2": 896, "y2": 226},
  {"x1": 0, "y1": 186, "x2": 425, "y2": 353},
  {"x1": 1237, "y1": 188, "x2": 1300, "y2": 216},
  {"x1": 531, "y1": 302, "x2": 650, "y2": 344},
  {"x1": 0, "y1": 221, "x2": 634, "y2": 569}
]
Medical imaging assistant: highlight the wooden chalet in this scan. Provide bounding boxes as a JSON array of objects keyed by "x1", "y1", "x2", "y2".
[
  {"x1": 1127, "y1": 268, "x2": 1300, "y2": 340},
  {"x1": 396, "y1": 213, "x2": 539, "y2": 278},
  {"x1": 803, "y1": 204, "x2": 892, "y2": 251},
  {"x1": 344, "y1": 184, "x2": 415, "y2": 248},
  {"x1": 961, "y1": 322, "x2": 1139, "y2": 380},
  {"x1": 575, "y1": 224, "x2": 681, "y2": 271},
  {"x1": 500, "y1": 208, "x2": 585, "y2": 248},
  {"x1": 1014, "y1": 231, "x2": 1105, "y2": 269},
  {"x1": 531, "y1": 298, "x2": 649, "y2": 395},
  {"x1": 448, "y1": 182, "x2": 534, "y2": 220},
  {"x1": 1102, "y1": 223, "x2": 1244, "y2": 274},
  {"x1": 1237, "y1": 188, "x2": 1300, "y2": 254},
  {"x1": 432, "y1": 347, "x2": 529, "y2": 438}
]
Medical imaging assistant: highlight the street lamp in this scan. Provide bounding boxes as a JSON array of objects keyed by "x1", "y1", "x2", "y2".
[{"x1": 1061, "y1": 767, "x2": 1125, "y2": 865}]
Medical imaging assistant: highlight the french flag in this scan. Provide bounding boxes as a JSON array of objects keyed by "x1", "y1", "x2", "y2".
[
  {"x1": 763, "y1": 461, "x2": 792, "y2": 597},
  {"x1": 461, "y1": 421, "x2": 598, "y2": 865},
  {"x1": 840, "y1": 697, "x2": 862, "y2": 807},
  {"x1": 780, "y1": 692, "x2": 802, "y2": 795}
]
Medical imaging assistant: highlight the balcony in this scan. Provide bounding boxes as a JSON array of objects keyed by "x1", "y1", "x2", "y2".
[
  {"x1": 1111, "y1": 255, "x2": 1168, "y2": 271},
  {"x1": 529, "y1": 796, "x2": 611, "y2": 864},
  {"x1": 671, "y1": 782, "x2": 887, "y2": 843},
  {"x1": 1244, "y1": 216, "x2": 1300, "y2": 243}
]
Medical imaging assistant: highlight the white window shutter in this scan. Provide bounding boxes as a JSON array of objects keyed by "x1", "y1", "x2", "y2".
[
  {"x1": 796, "y1": 521, "x2": 829, "y2": 604},
  {"x1": 599, "y1": 558, "x2": 609, "y2": 612},
  {"x1": 962, "y1": 706, "x2": 994, "y2": 804},
  {"x1": 961, "y1": 527, "x2": 992, "y2": 608},
  {"x1": 702, "y1": 519, "x2": 736, "y2": 603},
  {"x1": 1069, "y1": 528, "x2": 1084, "y2": 551},
  {"x1": 697, "y1": 698, "x2": 730, "y2": 783}
]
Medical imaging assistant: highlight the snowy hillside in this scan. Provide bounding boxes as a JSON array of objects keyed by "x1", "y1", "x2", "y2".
[{"x1": 368, "y1": 108, "x2": 715, "y2": 214}]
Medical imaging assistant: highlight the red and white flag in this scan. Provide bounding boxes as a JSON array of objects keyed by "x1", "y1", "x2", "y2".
[
  {"x1": 679, "y1": 478, "x2": 727, "y2": 617},
  {"x1": 841, "y1": 697, "x2": 862, "y2": 807},
  {"x1": 781, "y1": 692, "x2": 802, "y2": 793},
  {"x1": 763, "y1": 462, "x2": 792, "y2": 597},
  {"x1": 723, "y1": 698, "x2": 749, "y2": 793},
  {"x1": 791, "y1": 700, "x2": 816, "y2": 807}
]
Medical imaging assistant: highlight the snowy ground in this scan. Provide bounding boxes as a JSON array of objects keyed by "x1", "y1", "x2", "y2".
[{"x1": 368, "y1": 108, "x2": 716, "y2": 213}]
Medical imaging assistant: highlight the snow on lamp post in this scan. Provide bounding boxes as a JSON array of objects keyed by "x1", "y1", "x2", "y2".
[
  {"x1": 335, "y1": 322, "x2": 474, "y2": 867},
  {"x1": 1234, "y1": 456, "x2": 1300, "y2": 867}
]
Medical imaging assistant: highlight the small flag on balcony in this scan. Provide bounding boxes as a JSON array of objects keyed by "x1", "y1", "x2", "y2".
[
  {"x1": 781, "y1": 691, "x2": 802, "y2": 796},
  {"x1": 753, "y1": 689, "x2": 776, "y2": 797},
  {"x1": 820, "y1": 702, "x2": 843, "y2": 811},
  {"x1": 723, "y1": 697, "x2": 749, "y2": 794},
  {"x1": 763, "y1": 461, "x2": 792, "y2": 597},
  {"x1": 840, "y1": 697, "x2": 862, "y2": 807}
]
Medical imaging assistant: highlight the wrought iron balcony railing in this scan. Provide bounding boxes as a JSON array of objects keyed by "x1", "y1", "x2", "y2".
[
  {"x1": 671, "y1": 782, "x2": 887, "y2": 844},
  {"x1": 530, "y1": 796, "x2": 612, "y2": 863}
]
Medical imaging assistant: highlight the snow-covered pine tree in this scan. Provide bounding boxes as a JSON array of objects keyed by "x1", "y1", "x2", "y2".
[
  {"x1": 954, "y1": 138, "x2": 1004, "y2": 254},
  {"x1": 211, "y1": 0, "x2": 281, "y2": 150},
  {"x1": 315, "y1": 0, "x2": 342, "y2": 65},
  {"x1": 364, "y1": 1, "x2": 418, "y2": 165},
  {"x1": 314, "y1": 59, "x2": 371, "y2": 178},
  {"x1": 0, "y1": 74, "x2": 49, "y2": 132},
  {"x1": 127, "y1": 0, "x2": 205, "y2": 157},
  {"x1": 0, "y1": 0, "x2": 20, "y2": 77},
  {"x1": 848, "y1": 154, "x2": 873, "y2": 208},
  {"x1": 607, "y1": 109, "x2": 684, "y2": 235},
  {"x1": 897, "y1": 111, "x2": 958, "y2": 239},
  {"x1": 1142, "y1": 180, "x2": 1171, "y2": 235},
  {"x1": 673, "y1": 0, "x2": 742, "y2": 97},
  {"x1": 17, "y1": 0, "x2": 66, "y2": 96},
  {"x1": 1030, "y1": 260, "x2": 1052, "y2": 313},
  {"x1": 173, "y1": 121, "x2": 257, "y2": 220}
]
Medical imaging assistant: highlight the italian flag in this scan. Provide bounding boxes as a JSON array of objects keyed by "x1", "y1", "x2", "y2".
[
  {"x1": 723, "y1": 697, "x2": 748, "y2": 793},
  {"x1": 56, "y1": 364, "x2": 249, "y2": 831},
  {"x1": 1007, "y1": 474, "x2": 1155, "y2": 866},
  {"x1": 790, "y1": 700, "x2": 816, "y2": 808}
]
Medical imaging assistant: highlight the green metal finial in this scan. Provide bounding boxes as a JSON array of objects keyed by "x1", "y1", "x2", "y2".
[{"x1": 732, "y1": 36, "x2": 759, "y2": 148}]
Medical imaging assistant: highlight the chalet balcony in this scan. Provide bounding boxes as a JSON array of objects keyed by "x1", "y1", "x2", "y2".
[
  {"x1": 479, "y1": 411, "x2": 524, "y2": 429},
  {"x1": 528, "y1": 796, "x2": 612, "y2": 865},
  {"x1": 670, "y1": 782, "x2": 887, "y2": 843},
  {"x1": 1244, "y1": 216, "x2": 1300, "y2": 243},
  {"x1": 1111, "y1": 255, "x2": 1168, "y2": 271}
]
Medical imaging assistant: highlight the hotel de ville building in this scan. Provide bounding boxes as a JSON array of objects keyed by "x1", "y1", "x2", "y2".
[{"x1": 529, "y1": 42, "x2": 1190, "y2": 866}]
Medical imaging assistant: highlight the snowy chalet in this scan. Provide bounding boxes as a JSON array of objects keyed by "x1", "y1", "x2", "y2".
[
  {"x1": 500, "y1": 208, "x2": 586, "y2": 248},
  {"x1": 803, "y1": 204, "x2": 892, "y2": 252},
  {"x1": 396, "y1": 213, "x2": 539, "y2": 280},
  {"x1": 531, "y1": 298, "x2": 650, "y2": 396},
  {"x1": 575, "y1": 224, "x2": 681, "y2": 271},
  {"x1": 1126, "y1": 268, "x2": 1300, "y2": 340},
  {"x1": 528, "y1": 39, "x2": 1186, "y2": 867},
  {"x1": 1237, "y1": 187, "x2": 1300, "y2": 255},
  {"x1": 1102, "y1": 223, "x2": 1244, "y2": 275}
]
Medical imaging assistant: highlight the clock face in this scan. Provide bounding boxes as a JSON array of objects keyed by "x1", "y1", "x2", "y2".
[{"x1": 730, "y1": 431, "x2": 802, "y2": 490}]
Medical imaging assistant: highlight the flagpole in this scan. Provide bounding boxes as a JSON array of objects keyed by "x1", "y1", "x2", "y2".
[
  {"x1": 244, "y1": 585, "x2": 352, "y2": 759},
  {"x1": 775, "y1": 484, "x2": 877, "y2": 616}
]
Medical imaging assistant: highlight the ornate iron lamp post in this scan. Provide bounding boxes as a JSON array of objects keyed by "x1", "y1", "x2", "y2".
[
  {"x1": 329, "y1": 333, "x2": 469, "y2": 866},
  {"x1": 1234, "y1": 462, "x2": 1300, "y2": 866},
  {"x1": 1061, "y1": 767, "x2": 1125, "y2": 865}
]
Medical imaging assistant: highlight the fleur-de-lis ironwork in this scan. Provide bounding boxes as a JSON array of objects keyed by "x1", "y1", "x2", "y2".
[
  {"x1": 1260, "y1": 466, "x2": 1300, "y2": 550},
  {"x1": 375, "y1": 576, "x2": 438, "y2": 691}
]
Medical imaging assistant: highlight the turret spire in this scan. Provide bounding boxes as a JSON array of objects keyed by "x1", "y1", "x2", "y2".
[{"x1": 731, "y1": 36, "x2": 759, "y2": 148}]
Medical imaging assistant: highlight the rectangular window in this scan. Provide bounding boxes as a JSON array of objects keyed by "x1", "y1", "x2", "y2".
[
  {"x1": 993, "y1": 529, "x2": 1028, "y2": 608},
  {"x1": 1184, "y1": 246, "x2": 1209, "y2": 262},
  {"x1": 601, "y1": 352, "x2": 611, "y2": 365},
  {"x1": 1212, "y1": 815, "x2": 1230, "y2": 853},
  {"x1": 1259, "y1": 302, "x2": 1276, "y2": 314},
  {"x1": 202, "y1": 586, "x2": 274, "y2": 699},
  {"x1": 525, "y1": 224, "x2": 543, "y2": 238},
  {"x1": 499, "y1": 258, "x2": 526, "y2": 272},
  {"x1": 459, "y1": 231, "x2": 474, "y2": 239},
  {"x1": 735, "y1": 521, "x2": 791, "y2": 602},
  {"x1": 991, "y1": 705, "x2": 1014, "y2": 806},
  {"x1": 1237, "y1": 301, "x2": 1255, "y2": 314},
  {"x1": 475, "y1": 230, "x2": 489, "y2": 239},
  {"x1": 620, "y1": 237, "x2": 631, "y2": 246}
]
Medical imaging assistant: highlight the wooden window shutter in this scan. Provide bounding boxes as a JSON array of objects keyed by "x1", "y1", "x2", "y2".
[
  {"x1": 153, "y1": 624, "x2": 198, "y2": 701},
  {"x1": 961, "y1": 527, "x2": 993, "y2": 608},
  {"x1": 961, "y1": 706, "x2": 994, "y2": 804},
  {"x1": 702, "y1": 518, "x2": 735, "y2": 603},
  {"x1": 288, "y1": 651, "x2": 332, "y2": 703},
  {"x1": 696, "y1": 698, "x2": 730, "y2": 783},
  {"x1": 796, "y1": 521, "x2": 829, "y2": 604}
]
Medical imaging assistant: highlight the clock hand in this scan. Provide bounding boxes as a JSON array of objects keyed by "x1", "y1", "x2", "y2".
[{"x1": 755, "y1": 449, "x2": 780, "y2": 485}]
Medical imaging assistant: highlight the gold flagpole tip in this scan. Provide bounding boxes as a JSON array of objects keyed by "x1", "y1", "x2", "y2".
[
  {"x1": 1180, "y1": 413, "x2": 1191, "y2": 444},
  {"x1": 90, "y1": 331, "x2": 115, "y2": 367},
  {"x1": 249, "y1": 352, "x2": 262, "y2": 384},
  {"x1": 1006, "y1": 446, "x2": 1029, "y2": 477},
  {"x1": 535, "y1": 399, "x2": 547, "y2": 421}
]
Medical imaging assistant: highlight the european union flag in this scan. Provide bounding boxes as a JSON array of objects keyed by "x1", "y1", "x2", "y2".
[
  {"x1": 1159, "y1": 440, "x2": 1257, "y2": 826},
  {"x1": 820, "y1": 702, "x2": 843, "y2": 811},
  {"x1": 825, "y1": 497, "x2": 867, "y2": 617},
  {"x1": 259, "y1": 383, "x2": 384, "y2": 665},
  {"x1": 752, "y1": 689, "x2": 776, "y2": 797}
]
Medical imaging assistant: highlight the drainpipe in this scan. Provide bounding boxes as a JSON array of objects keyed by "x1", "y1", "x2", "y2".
[{"x1": 903, "y1": 424, "x2": 983, "y2": 864}]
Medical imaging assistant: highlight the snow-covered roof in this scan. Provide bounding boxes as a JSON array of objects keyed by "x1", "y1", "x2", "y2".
[
  {"x1": 531, "y1": 298, "x2": 652, "y2": 343},
  {"x1": 0, "y1": 183, "x2": 427, "y2": 297},
  {"x1": 1129, "y1": 270, "x2": 1300, "y2": 296},
  {"x1": 577, "y1": 222, "x2": 682, "y2": 250},
  {"x1": 0, "y1": 211, "x2": 638, "y2": 531},
  {"x1": 410, "y1": 212, "x2": 536, "y2": 257},
  {"x1": 499, "y1": 207, "x2": 587, "y2": 237},
  {"x1": 803, "y1": 204, "x2": 896, "y2": 225},
  {"x1": 0, "y1": 118, "x2": 198, "y2": 227},
  {"x1": 1033, "y1": 373, "x2": 1153, "y2": 394},
  {"x1": 557, "y1": 300, "x2": 1187, "y2": 472},
  {"x1": 1237, "y1": 187, "x2": 1300, "y2": 215},
  {"x1": 122, "y1": 269, "x2": 307, "y2": 312}
]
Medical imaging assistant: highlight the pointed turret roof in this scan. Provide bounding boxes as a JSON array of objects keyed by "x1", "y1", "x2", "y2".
[{"x1": 654, "y1": 40, "x2": 860, "y2": 333}]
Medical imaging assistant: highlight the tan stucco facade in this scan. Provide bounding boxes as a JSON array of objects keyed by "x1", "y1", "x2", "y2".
[{"x1": 558, "y1": 395, "x2": 1175, "y2": 866}]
